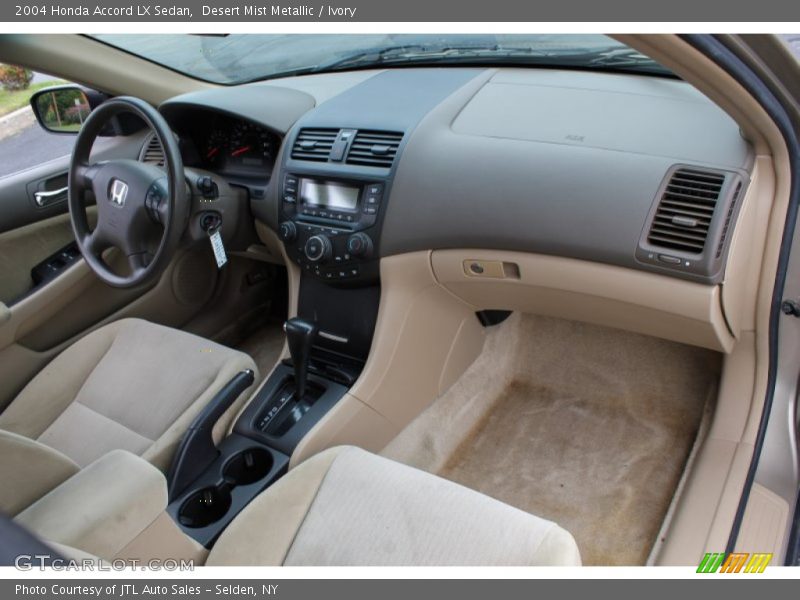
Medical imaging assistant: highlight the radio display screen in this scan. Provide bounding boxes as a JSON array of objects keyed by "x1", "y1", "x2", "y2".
[{"x1": 299, "y1": 179, "x2": 360, "y2": 212}]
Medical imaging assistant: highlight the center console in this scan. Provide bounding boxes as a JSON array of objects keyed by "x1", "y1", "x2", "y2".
[
  {"x1": 168, "y1": 124, "x2": 403, "y2": 547},
  {"x1": 277, "y1": 173, "x2": 386, "y2": 284},
  {"x1": 166, "y1": 315, "x2": 354, "y2": 548}
]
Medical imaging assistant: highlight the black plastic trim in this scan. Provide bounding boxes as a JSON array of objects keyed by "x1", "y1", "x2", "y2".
[
  {"x1": 682, "y1": 35, "x2": 800, "y2": 559},
  {"x1": 166, "y1": 434, "x2": 289, "y2": 548},
  {"x1": 476, "y1": 310, "x2": 512, "y2": 327},
  {"x1": 234, "y1": 364, "x2": 348, "y2": 456},
  {"x1": 167, "y1": 369, "x2": 255, "y2": 501}
]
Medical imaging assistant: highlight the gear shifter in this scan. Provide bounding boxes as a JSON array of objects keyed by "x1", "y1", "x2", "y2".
[{"x1": 284, "y1": 317, "x2": 318, "y2": 401}]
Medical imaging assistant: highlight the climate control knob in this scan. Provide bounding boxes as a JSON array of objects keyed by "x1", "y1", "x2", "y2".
[
  {"x1": 304, "y1": 235, "x2": 333, "y2": 263},
  {"x1": 346, "y1": 233, "x2": 373, "y2": 257},
  {"x1": 279, "y1": 221, "x2": 297, "y2": 242}
]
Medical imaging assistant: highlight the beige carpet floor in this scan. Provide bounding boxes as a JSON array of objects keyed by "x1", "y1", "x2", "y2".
[
  {"x1": 234, "y1": 320, "x2": 285, "y2": 382},
  {"x1": 383, "y1": 313, "x2": 720, "y2": 565}
]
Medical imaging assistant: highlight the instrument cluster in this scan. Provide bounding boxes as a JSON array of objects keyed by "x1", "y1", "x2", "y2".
[{"x1": 185, "y1": 115, "x2": 280, "y2": 178}]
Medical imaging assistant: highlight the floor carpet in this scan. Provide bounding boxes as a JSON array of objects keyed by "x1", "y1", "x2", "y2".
[{"x1": 383, "y1": 313, "x2": 720, "y2": 565}]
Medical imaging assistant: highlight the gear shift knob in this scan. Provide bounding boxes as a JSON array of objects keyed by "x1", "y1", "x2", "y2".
[{"x1": 284, "y1": 317, "x2": 318, "y2": 400}]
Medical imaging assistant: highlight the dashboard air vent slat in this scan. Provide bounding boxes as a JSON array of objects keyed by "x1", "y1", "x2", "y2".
[
  {"x1": 140, "y1": 134, "x2": 165, "y2": 166},
  {"x1": 291, "y1": 128, "x2": 338, "y2": 162},
  {"x1": 346, "y1": 130, "x2": 403, "y2": 168},
  {"x1": 646, "y1": 168, "x2": 726, "y2": 255}
]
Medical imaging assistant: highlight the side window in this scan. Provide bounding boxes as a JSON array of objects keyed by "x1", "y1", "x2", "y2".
[
  {"x1": 0, "y1": 65, "x2": 77, "y2": 179},
  {"x1": 781, "y1": 34, "x2": 800, "y2": 61}
]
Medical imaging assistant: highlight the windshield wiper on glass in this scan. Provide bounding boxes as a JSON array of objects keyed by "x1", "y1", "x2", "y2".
[
  {"x1": 585, "y1": 47, "x2": 667, "y2": 70},
  {"x1": 238, "y1": 43, "x2": 673, "y2": 83},
  {"x1": 235, "y1": 45, "x2": 554, "y2": 82},
  {"x1": 309, "y1": 44, "x2": 559, "y2": 73},
  {"x1": 305, "y1": 44, "x2": 673, "y2": 77}
]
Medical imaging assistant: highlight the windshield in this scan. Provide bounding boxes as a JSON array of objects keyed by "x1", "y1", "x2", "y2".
[{"x1": 89, "y1": 34, "x2": 673, "y2": 84}]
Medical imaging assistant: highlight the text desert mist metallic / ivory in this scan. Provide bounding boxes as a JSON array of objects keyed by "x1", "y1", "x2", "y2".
[{"x1": 202, "y1": 5, "x2": 358, "y2": 17}]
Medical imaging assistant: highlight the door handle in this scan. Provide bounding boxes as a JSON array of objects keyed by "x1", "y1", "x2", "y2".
[{"x1": 33, "y1": 186, "x2": 68, "y2": 208}]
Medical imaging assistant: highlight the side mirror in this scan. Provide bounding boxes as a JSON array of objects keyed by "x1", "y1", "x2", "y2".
[{"x1": 30, "y1": 85, "x2": 93, "y2": 134}]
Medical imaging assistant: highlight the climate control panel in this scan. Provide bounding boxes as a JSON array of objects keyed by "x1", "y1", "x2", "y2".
[{"x1": 278, "y1": 173, "x2": 385, "y2": 285}]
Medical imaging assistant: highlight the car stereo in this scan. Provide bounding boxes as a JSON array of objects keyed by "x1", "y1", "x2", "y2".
[
  {"x1": 278, "y1": 174, "x2": 385, "y2": 284},
  {"x1": 298, "y1": 179, "x2": 360, "y2": 213}
]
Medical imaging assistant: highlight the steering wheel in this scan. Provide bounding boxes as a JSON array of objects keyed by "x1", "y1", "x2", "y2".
[{"x1": 69, "y1": 96, "x2": 188, "y2": 288}]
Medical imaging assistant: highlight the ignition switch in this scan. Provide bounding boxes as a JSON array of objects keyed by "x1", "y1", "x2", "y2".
[{"x1": 199, "y1": 211, "x2": 222, "y2": 233}]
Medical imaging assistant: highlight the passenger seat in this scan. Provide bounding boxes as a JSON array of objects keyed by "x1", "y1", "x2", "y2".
[
  {"x1": 15, "y1": 446, "x2": 581, "y2": 566},
  {"x1": 211, "y1": 446, "x2": 581, "y2": 565}
]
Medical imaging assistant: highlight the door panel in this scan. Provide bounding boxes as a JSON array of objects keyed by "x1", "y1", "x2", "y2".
[
  {"x1": 0, "y1": 131, "x2": 148, "y2": 303},
  {"x1": 0, "y1": 212, "x2": 75, "y2": 304},
  {"x1": 0, "y1": 159, "x2": 72, "y2": 234}
]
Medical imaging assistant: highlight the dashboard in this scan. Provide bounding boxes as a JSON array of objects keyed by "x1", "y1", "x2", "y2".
[
  {"x1": 142, "y1": 67, "x2": 757, "y2": 352},
  {"x1": 157, "y1": 69, "x2": 751, "y2": 280}
]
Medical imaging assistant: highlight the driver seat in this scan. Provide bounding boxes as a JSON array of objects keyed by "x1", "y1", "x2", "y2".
[{"x1": 0, "y1": 318, "x2": 257, "y2": 514}]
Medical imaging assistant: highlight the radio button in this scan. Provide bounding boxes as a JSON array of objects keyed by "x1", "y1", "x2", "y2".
[
  {"x1": 278, "y1": 221, "x2": 297, "y2": 243},
  {"x1": 365, "y1": 195, "x2": 380, "y2": 206},
  {"x1": 367, "y1": 184, "x2": 383, "y2": 195},
  {"x1": 305, "y1": 235, "x2": 333, "y2": 263},
  {"x1": 364, "y1": 206, "x2": 377, "y2": 215},
  {"x1": 346, "y1": 233, "x2": 373, "y2": 258}
]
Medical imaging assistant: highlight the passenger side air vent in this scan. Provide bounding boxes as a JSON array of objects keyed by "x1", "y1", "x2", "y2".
[
  {"x1": 291, "y1": 128, "x2": 338, "y2": 162},
  {"x1": 646, "y1": 168, "x2": 725, "y2": 254},
  {"x1": 139, "y1": 133, "x2": 165, "y2": 167},
  {"x1": 637, "y1": 164, "x2": 747, "y2": 282},
  {"x1": 346, "y1": 130, "x2": 404, "y2": 168}
]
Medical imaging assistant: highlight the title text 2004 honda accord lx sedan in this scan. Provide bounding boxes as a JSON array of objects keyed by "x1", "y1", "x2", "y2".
[{"x1": 0, "y1": 33, "x2": 798, "y2": 567}]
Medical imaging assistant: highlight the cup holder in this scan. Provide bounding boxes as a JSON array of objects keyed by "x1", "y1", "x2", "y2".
[
  {"x1": 223, "y1": 447, "x2": 273, "y2": 486},
  {"x1": 178, "y1": 486, "x2": 232, "y2": 529},
  {"x1": 176, "y1": 446, "x2": 275, "y2": 530}
]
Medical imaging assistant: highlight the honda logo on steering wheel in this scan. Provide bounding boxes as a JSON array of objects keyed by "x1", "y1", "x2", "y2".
[{"x1": 109, "y1": 179, "x2": 128, "y2": 207}]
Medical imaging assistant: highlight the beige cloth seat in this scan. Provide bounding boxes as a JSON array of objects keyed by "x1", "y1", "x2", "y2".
[
  {"x1": 207, "y1": 446, "x2": 581, "y2": 566},
  {"x1": 0, "y1": 318, "x2": 256, "y2": 514},
  {"x1": 19, "y1": 446, "x2": 580, "y2": 566}
]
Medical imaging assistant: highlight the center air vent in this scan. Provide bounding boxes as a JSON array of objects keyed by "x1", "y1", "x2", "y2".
[
  {"x1": 346, "y1": 130, "x2": 404, "y2": 168},
  {"x1": 646, "y1": 167, "x2": 726, "y2": 254},
  {"x1": 291, "y1": 128, "x2": 338, "y2": 162},
  {"x1": 140, "y1": 133, "x2": 164, "y2": 166}
]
